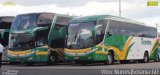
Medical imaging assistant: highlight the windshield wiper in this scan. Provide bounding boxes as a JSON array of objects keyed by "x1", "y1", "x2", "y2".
[{"x1": 68, "y1": 31, "x2": 79, "y2": 48}]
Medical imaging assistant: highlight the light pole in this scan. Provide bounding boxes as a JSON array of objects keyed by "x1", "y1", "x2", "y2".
[
  {"x1": 156, "y1": 23, "x2": 160, "y2": 32},
  {"x1": 156, "y1": 23, "x2": 160, "y2": 27},
  {"x1": 119, "y1": 0, "x2": 121, "y2": 17}
]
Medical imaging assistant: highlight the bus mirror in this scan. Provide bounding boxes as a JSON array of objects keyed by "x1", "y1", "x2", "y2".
[
  {"x1": 95, "y1": 25, "x2": 103, "y2": 35},
  {"x1": 95, "y1": 24, "x2": 103, "y2": 30},
  {"x1": 107, "y1": 32, "x2": 112, "y2": 37}
]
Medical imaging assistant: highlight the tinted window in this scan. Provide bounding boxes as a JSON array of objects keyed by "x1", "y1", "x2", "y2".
[
  {"x1": 49, "y1": 16, "x2": 73, "y2": 48},
  {"x1": 108, "y1": 20, "x2": 157, "y2": 38},
  {"x1": 11, "y1": 14, "x2": 37, "y2": 31},
  {"x1": 56, "y1": 16, "x2": 73, "y2": 25},
  {"x1": 37, "y1": 13, "x2": 55, "y2": 27},
  {"x1": 96, "y1": 19, "x2": 107, "y2": 44},
  {"x1": 108, "y1": 20, "x2": 119, "y2": 34}
]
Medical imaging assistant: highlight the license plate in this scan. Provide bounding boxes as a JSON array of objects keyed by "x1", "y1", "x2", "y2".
[{"x1": 16, "y1": 58, "x2": 20, "y2": 61}]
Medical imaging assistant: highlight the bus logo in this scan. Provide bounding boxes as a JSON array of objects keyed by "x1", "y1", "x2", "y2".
[{"x1": 141, "y1": 38, "x2": 152, "y2": 45}]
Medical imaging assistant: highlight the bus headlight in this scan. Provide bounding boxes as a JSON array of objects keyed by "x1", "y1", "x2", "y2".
[
  {"x1": 65, "y1": 57, "x2": 68, "y2": 60},
  {"x1": 88, "y1": 56, "x2": 91, "y2": 59},
  {"x1": 28, "y1": 57, "x2": 33, "y2": 60}
]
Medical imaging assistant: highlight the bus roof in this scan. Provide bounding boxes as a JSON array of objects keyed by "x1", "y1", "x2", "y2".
[
  {"x1": 16, "y1": 12, "x2": 53, "y2": 15},
  {"x1": 16, "y1": 12, "x2": 75, "y2": 18},
  {"x1": 70, "y1": 15, "x2": 145, "y2": 25}
]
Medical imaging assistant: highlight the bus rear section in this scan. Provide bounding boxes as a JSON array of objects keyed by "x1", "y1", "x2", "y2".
[{"x1": 64, "y1": 15, "x2": 158, "y2": 65}]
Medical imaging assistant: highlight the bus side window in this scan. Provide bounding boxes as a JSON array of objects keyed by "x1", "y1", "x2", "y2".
[
  {"x1": 95, "y1": 19, "x2": 107, "y2": 44},
  {"x1": 108, "y1": 20, "x2": 119, "y2": 35}
]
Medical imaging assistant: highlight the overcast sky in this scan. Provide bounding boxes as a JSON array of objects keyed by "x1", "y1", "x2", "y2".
[{"x1": 0, "y1": 0, "x2": 160, "y2": 28}]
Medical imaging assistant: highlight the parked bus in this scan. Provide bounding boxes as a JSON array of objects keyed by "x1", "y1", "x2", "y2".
[
  {"x1": 7, "y1": 12, "x2": 74, "y2": 65},
  {"x1": 64, "y1": 15, "x2": 158, "y2": 65},
  {"x1": 0, "y1": 16, "x2": 14, "y2": 46},
  {"x1": 48, "y1": 15, "x2": 75, "y2": 64},
  {"x1": 0, "y1": 16, "x2": 14, "y2": 62}
]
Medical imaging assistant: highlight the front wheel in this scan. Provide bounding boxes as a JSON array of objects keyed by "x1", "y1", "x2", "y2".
[
  {"x1": 120, "y1": 60, "x2": 129, "y2": 64},
  {"x1": 81, "y1": 62, "x2": 87, "y2": 66},
  {"x1": 143, "y1": 52, "x2": 149, "y2": 63},
  {"x1": 26, "y1": 62, "x2": 34, "y2": 66},
  {"x1": 104, "y1": 52, "x2": 114, "y2": 65},
  {"x1": 48, "y1": 54, "x2": 57, "y2": 65}
]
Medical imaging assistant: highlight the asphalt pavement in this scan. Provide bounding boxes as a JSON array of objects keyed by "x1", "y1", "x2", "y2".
[{"x1": 1, "y1": 62, "x2": 160, "y2": 75}]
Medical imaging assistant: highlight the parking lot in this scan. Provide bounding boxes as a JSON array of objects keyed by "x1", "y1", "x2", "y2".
[{"x1": 1, "y1": 61, "x2": 160, "y2": 75}]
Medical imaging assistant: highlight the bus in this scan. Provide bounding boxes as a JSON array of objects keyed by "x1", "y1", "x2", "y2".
[
  {"x1": 64, "y1": 15, "x2": 158, "y2": 65},
  {"x1": 0, "y1": 16, "x2": 14, "y2": 61},
  {"x1": 0, "y1": 16, "x2": 14, "y2": 46},
  {"x1": 7, "y1": 12, "x2": 74, "y2": 65},
  {"x1": 47, "y1": 14, "x2": 75, "y2": 64}
]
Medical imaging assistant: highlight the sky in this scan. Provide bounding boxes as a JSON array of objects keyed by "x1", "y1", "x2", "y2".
[{"x1": 0, "y1": 0, "x2": 160, "y2": 29}]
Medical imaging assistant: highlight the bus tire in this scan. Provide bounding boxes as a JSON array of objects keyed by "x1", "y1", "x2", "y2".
[
  {"x1": 120, "y1": 60, "x2": 129, "y2": 64},
  {"x1": 48, "y1": 54, "x2": 57, "y2": 65},
  {"x1": 26, "y1": 62, "x2": 34, "y2": 66},
  {"x1": 143, "y1": 52, "x2": 149, "y2": 63},
  {"x1": 9, "y1": 62, "x2": 17, "y2": 65},
  {"x1": 74, "y1": 61, "x2": 80, "y2": 64},
  {"x1": 105, "y1": 52, "x2": 114, "y2": 65},
  {"x1": 81, "y1": 62, "x2": 87, "y2": 66}
]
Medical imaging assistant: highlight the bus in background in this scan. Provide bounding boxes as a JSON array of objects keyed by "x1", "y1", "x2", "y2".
[
  {"x1": 7, "y1": 12, "x2": 73, "y2": 65},
  {"x1": 0, "y1": 16, "x2": 14, "y2": 46},
  {"x1": 0, "y1": 16, "x2": 14, "y2": 62},
  {"x1": 64, "y1": 15, "x2": 158, "y2": 65},
  {"x1": 48, "y1": 15, "x2": 74, "y2": 65}
]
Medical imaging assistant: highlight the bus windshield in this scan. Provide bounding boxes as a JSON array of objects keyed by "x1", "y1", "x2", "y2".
[
  {"x1": 66, "y1": 22, "x2": 96, "y2": 49},
  {"x1": 9, "y1": 33, "x2": 34, "y2": 50},
  {"x1": 11, "y1": 14, "x2": 37, "y2": 31},
  {"x1": 9, "y1": 14, "x2": 38, "y2": 50}
]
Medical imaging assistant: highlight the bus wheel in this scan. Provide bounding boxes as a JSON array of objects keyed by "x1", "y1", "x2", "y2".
[
  {"x1": 143, "y1": 52, "x2": 149, "y2": 63},
  {"x1": 120, "y1": 60, "x2": 129, "y2": 64},
  {"x1": 105, "y1": 52, "x2": 114, "y2": 65},
  {"x1": 81, "y1": 62, "x2": 87, "y2": 66},
  {"x1": 26, "y1": 62, "x2": 34, "y2": 66},
  {"x1": 48, "y1": 54, "x2": 57, "y2": 65},
  {"x1": 9, "y1": 62, "x2": 17, "y2": 65}
]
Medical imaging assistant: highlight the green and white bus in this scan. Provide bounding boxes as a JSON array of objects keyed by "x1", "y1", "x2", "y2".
[
  {"x1": 64, "y1": 15, "x2": 158, "y2": 65},
  {"x1": 7, "y1": 12, "x2": 74, "y2": 65}
]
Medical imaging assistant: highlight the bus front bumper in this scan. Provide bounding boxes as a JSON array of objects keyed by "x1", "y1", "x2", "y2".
[
  {"x1": 64, "y1": 49, "x2": 108, "y2": 62},
  {"x1": 7, "y1": 51, "x2": 49, "y2": 63},
  {"x1": 65, "y1": 53, "x2": 93, "y2": 62}
]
